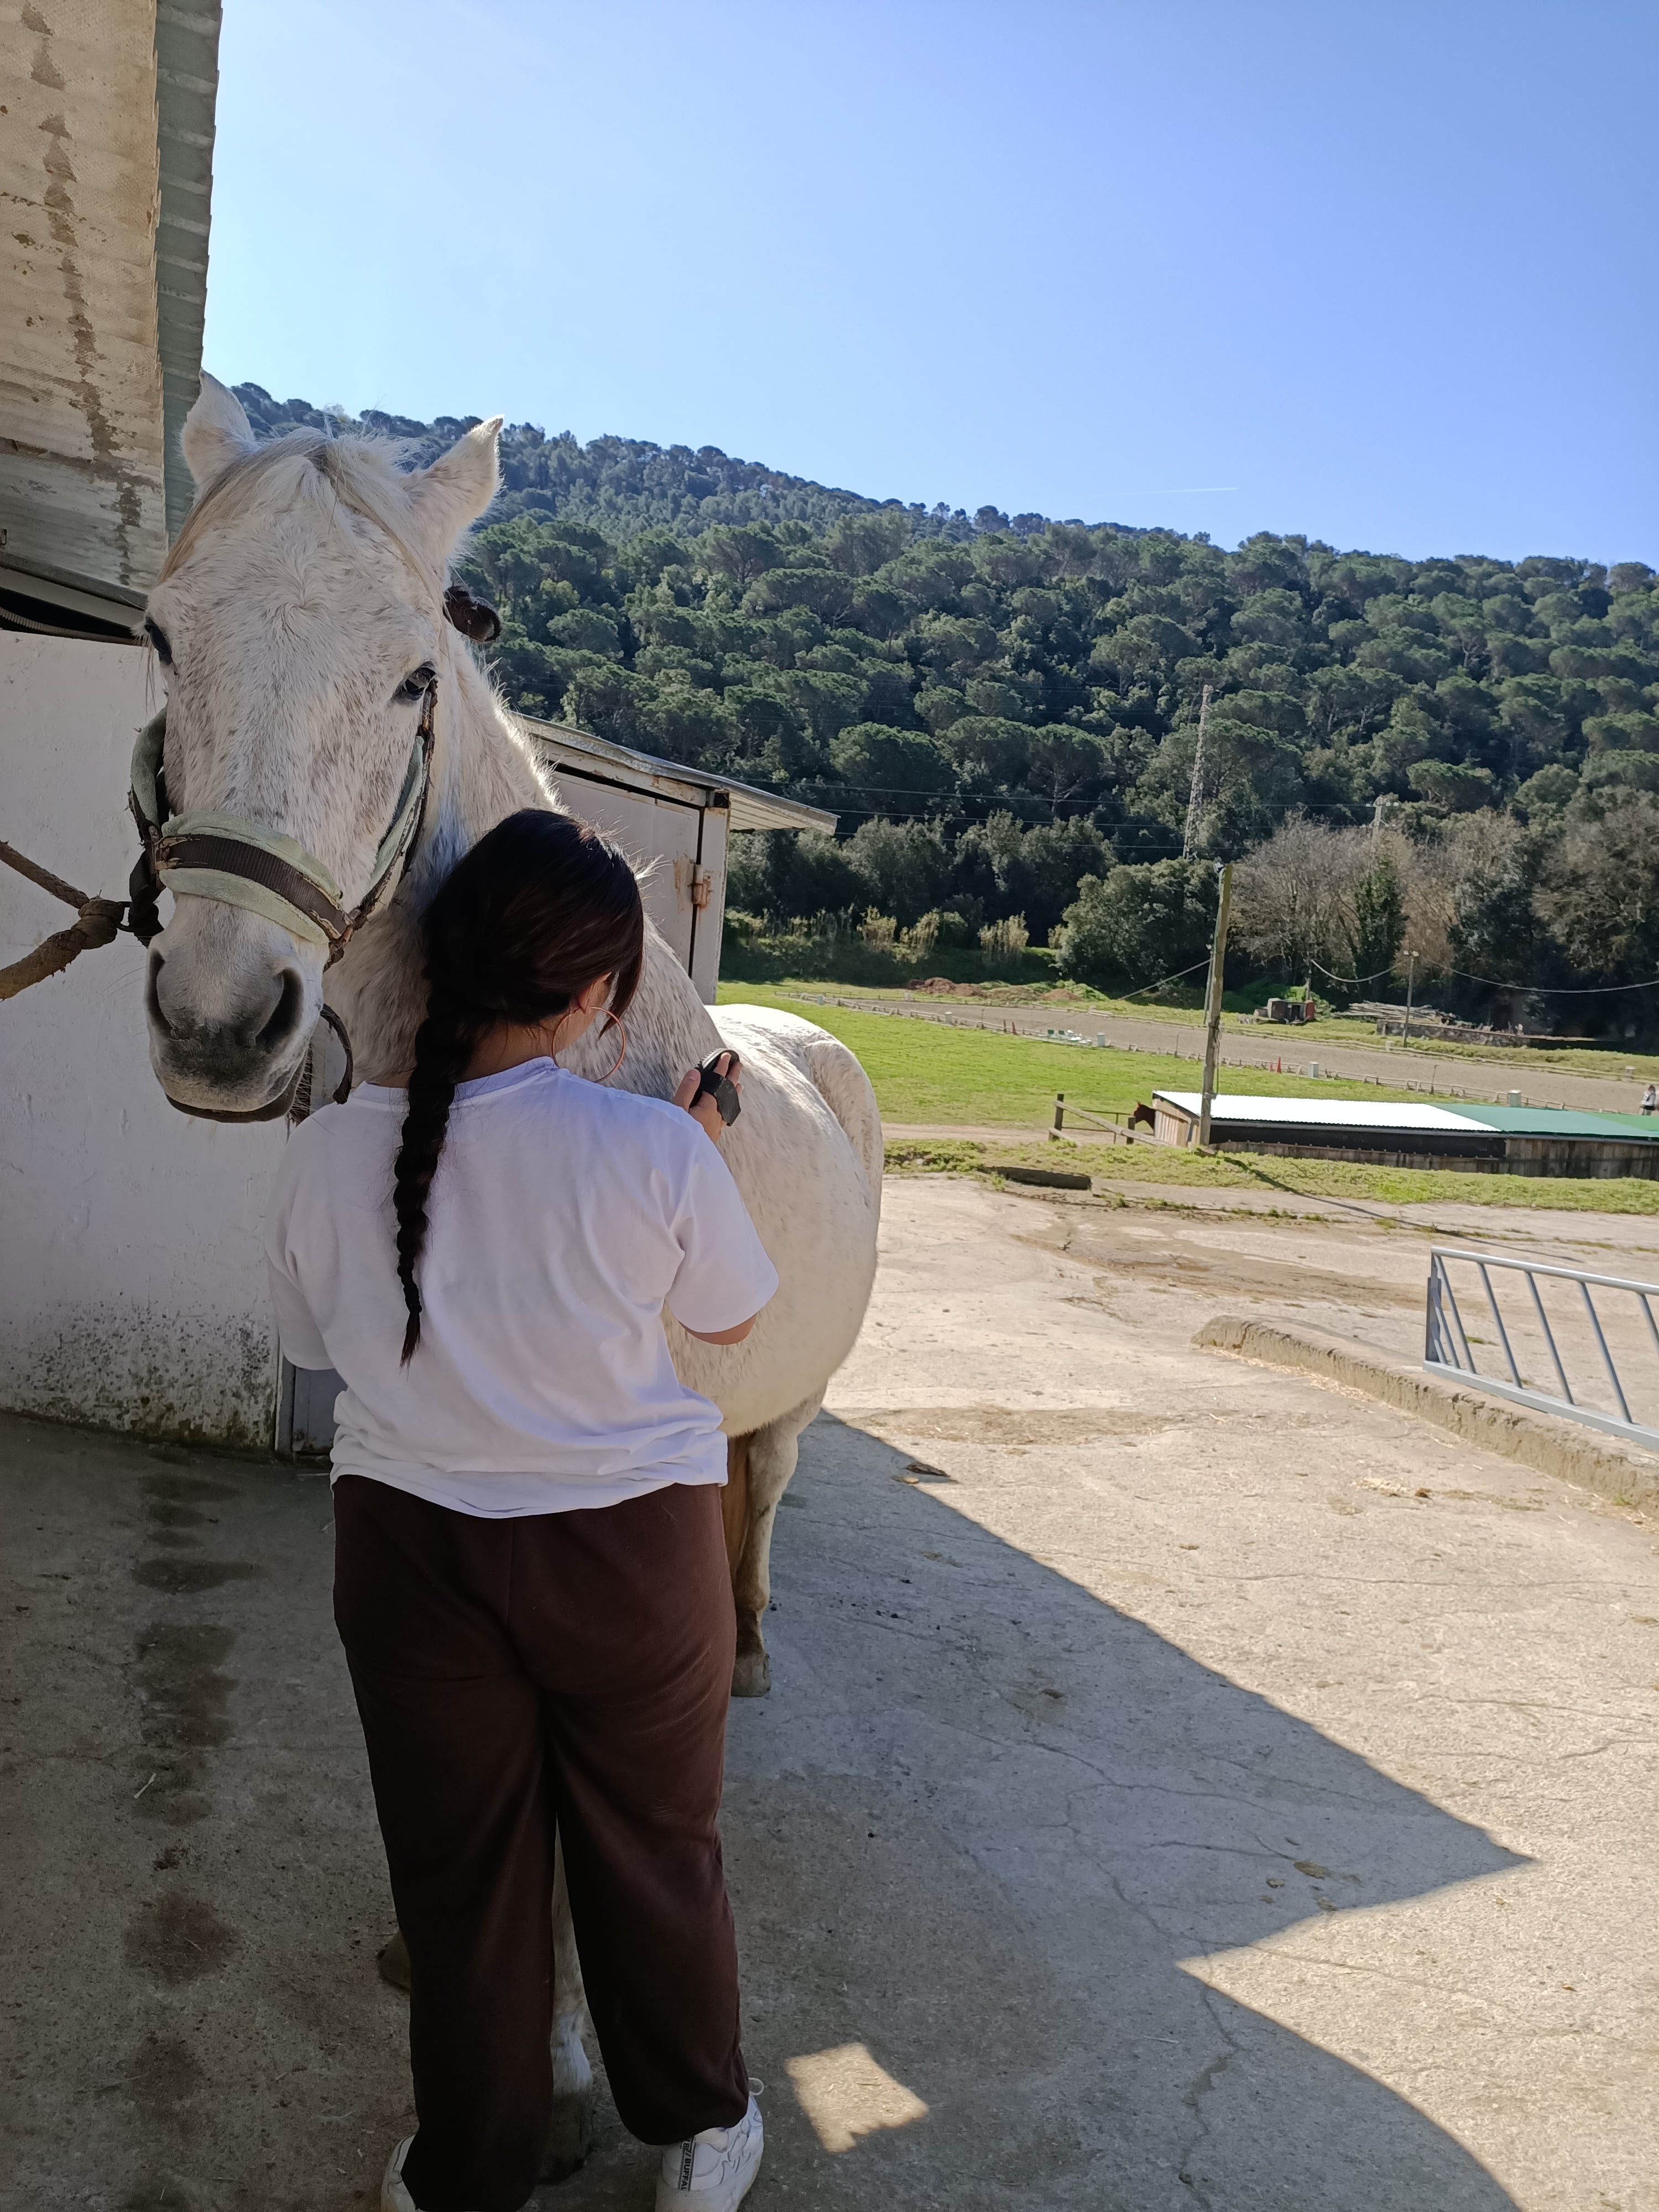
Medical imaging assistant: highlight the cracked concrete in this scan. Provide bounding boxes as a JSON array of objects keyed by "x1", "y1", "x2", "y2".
[{"x1": 4, "y1": 1176, "x2": 1659, "y2": 2208}]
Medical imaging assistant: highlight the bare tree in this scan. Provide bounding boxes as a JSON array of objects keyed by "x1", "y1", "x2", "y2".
[
  {"x1": 1392, "y1": 816, "x2": 1512, "y2": 980},
  {"x1": 1231, "y1": 814, "x2": 1371, "y2": 983}
]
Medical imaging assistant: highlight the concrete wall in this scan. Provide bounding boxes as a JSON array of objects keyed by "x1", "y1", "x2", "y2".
[
  {"x1": 1155, "y1": 1128, "x2": 1659, "y2": 1180},
  {"x1": 0, "y1": 634, "x2": 282, "y2": 1445},
  {"x1": 1501, "y1": 1136, "x2": 1659, "y2": 1180}
]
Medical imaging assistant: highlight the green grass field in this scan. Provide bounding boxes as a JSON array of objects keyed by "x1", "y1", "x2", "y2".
[
  {"x1": 717, "y1": 984, "x2": 1659, "y2": 1216},
  {"x1": 722, "y1": 970, "x2": 1659, "y2": 1085},
  {"x1": 720, "y1": 983, "x2": 1455, "y2": 1121}
]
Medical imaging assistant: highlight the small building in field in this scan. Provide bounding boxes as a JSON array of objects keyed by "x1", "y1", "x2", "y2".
[{"x1": 1151, "y1": 1094, "x2": 1659, "y2": 1180}]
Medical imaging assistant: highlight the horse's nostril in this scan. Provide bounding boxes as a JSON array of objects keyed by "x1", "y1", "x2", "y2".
[
  {"x1": 145, "y1": 950, "x2": 173, "y2": 1037},
  {"x1": 257, "y1": 966, "x2": 307, "y2": 1057}
]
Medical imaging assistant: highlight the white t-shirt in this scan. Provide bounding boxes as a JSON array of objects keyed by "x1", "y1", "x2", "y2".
[{"x1": 264, "y1": 1060, "x2": 778, "y2": 1516}]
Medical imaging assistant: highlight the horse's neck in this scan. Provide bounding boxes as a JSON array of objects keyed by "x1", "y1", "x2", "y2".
[{"x1": 331, "y1": 650, "x2": 719, "y2": 1087}]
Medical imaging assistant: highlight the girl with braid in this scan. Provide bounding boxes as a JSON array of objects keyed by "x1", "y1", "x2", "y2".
[{"x1": 265, "y1": 810, "x2": 775, "y2": 2212}]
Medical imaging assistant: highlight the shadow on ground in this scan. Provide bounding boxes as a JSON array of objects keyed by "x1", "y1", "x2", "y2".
[{"x1": 0, "y1": 1411, "x2": 1519, "y2": 2211}]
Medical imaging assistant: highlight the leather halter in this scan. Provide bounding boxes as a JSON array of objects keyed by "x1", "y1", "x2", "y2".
[
  {"x1": 123, "y1": 576, "x2": 500, "y2": 962},
  {"x1": 127, "y1": 585, "x2": 499, "y2": 1123},
  {"x1": 128, "y1": 681, "x2": 436, "y2": 966}
]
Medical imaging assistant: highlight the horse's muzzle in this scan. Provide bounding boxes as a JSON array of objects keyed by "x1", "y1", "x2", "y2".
[{"x1": 143, "y1": 901, "x2": 320, "y2": 1119}]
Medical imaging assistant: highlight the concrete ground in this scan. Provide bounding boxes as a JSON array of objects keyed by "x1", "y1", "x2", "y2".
[{"x1": 6, "y1": 1177, "x2": 1659, "y2": 2210}]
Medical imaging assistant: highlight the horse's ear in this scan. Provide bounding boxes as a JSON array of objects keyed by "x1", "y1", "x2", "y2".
[
  {"x1": 181, "y1": 373, "x2": 257, "y2": 492},
  {"x1": 404, "y1": 418, "x2": 503, "y2": 564}
]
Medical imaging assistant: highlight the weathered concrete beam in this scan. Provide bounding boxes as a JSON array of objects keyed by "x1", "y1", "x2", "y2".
[{"x1": 1194, "y1": 1312, "x2": 1659, "y2": 1508}]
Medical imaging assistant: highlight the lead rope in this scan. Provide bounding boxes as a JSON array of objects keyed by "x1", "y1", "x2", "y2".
[
  {"x1": 288, "y1": 1004, "x2": 356, "y2": 1125},
  {"x1": 0, "y1": 831, "x2": 357, "y2": 1120},
  {"x1": 0, "y1": 837, "x2": 130, "y2": 1000}
]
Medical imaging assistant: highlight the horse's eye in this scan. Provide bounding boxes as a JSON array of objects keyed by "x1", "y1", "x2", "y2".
[
  {"x1": 144, "y1": 618, "x2": 173, "y2": 665},
  {"x1": 395, "y1": 664, "x2": 436, "y2": 704}
]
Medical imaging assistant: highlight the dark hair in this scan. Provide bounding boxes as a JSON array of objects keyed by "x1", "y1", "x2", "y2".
[{"x1": 392, "y1": 809, "x2": 644, "y2": 1360}]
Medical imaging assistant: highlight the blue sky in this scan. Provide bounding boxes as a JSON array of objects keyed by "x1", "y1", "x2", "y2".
[{"x1": 205, "y1": 0, "x2": 1657, "y2": 565}]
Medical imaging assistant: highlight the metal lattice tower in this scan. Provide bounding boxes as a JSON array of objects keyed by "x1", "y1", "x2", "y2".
[{"x1": 1182, "y1": 685, "x2": 1212, "y2": 860}]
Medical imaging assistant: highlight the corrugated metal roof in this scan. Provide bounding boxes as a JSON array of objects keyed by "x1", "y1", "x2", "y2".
[
  {"x1": 1444, "y1": 1104, "x2": 1659, "y2": 1142},
  {"x1": 518, "y1": 715, "x2": 838, "y2": 834},
  {"x1": 1155, "y1": 1093, "x2": 1659, "y2": 1146},
  {"x1": 0, "y1": 2, "x2": 220, "y2": 614},
  {"x1": 1155, "y1": 1092, "x2": 1480, "y2": 1133}
]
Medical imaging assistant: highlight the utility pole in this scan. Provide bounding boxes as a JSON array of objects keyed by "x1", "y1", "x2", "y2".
[
  {"x1": 1182, "y1": 685, "x2": 1212, "y2": 861},
  {"x1": 1402, "y1": 949, "x2": 1417, "y2": 1044},
  {"x1": 1198, "y1": 859, "x2": 1233, "y2": 1149}
]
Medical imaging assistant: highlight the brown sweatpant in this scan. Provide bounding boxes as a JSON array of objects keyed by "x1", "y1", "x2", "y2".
[{"x1": 332, "y1": 1473, "x2": 748, "y2": 2212}]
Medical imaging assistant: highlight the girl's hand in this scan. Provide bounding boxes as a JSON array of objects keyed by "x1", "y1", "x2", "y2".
[{"x1": 674, "y1": 1051, "x2": 740, "y2": 1143}]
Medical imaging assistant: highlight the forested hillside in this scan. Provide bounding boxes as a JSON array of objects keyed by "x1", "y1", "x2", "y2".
[{"x1": 232, "y1": 385, "x2": 1659, "y2": 1031}]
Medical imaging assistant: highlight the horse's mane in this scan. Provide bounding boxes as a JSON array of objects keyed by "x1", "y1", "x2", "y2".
[{"x1": 160, "y1": 431, "x2": 448, "y2": 610}]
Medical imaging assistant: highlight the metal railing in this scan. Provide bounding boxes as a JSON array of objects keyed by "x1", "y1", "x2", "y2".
[{"x1": 1425, "y1": 1246, "x2": 1659, "y2": 1453}]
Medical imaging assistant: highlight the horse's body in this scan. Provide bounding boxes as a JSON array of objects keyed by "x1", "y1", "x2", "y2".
[{"x1": 140, "y1": 377, "x2": 880, "y2": 2167}]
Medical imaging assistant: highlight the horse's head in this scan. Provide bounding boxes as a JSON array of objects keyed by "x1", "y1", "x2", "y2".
[{"x1": 139, "y1": 375, "x2": 501, "y2": 1118}]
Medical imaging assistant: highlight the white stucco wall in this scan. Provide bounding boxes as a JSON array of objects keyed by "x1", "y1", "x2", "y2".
[{"x1": 0, "y1": 634, "x2": 282, "y2": 1446}]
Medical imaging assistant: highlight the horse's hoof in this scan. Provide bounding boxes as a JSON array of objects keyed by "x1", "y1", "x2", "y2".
[
  {"x1": 730, "y1": 1645, "x2": 771, "y2": 1698},
  {"x1": 541, "y1": 2085, "x2": 594, "y2": 2181},
  {"x1": 377, "y1": 1929, "x2": 410, "y2": 1992}
]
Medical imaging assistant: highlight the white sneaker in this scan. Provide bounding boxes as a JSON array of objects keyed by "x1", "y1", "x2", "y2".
[
  {"x1": 656, "y1": 2094, "x2": 764, "y2": 2211},
  {"x1": 381, "y1": 2136, "x2": 418, "y2": 2212},
  {"x1": 380, "y1": 2134, "x2": 534, "y2": 2212}
]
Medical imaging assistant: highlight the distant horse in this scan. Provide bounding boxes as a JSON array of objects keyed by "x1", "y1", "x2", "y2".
[{"x1": 1128, "y1": 1101, "x2": 1156, "y2": 1132}]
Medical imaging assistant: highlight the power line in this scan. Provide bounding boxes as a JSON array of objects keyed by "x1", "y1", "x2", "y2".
[
  {"x1": 1308, "y1": 957, "x2": 1406, "y2": 988},
  {"x1": 1308, "y1": 953, "x2": 1658, "y2": 997},
  {"x1": 1449, "y1": 967, "x2": 1659, "y2": 995},
  {"x1": 1118, "y1": 954, "x2": 1218, "y2": 1001}
]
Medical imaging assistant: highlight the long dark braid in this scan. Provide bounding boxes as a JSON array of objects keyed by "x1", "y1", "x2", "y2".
[
  {"x1": 391, "y1": 809, "x2": 644, "y2": 1362},
  {"x1": 392, "y1": 988, "x2": 487, "y2": 1363}
]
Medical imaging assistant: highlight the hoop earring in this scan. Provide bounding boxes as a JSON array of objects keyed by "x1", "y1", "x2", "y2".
[{"x1": 596, "y1": 1014, "x2": 628, "y2": 1084}]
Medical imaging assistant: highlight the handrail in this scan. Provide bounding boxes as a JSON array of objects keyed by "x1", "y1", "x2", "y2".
[
  {"x1": 1428, "y1": 1245, "x2": 1659, "y2": 1300},
  {"x1": 1425, "y1": 1245, "x2": 1659, "y2": 1454}
]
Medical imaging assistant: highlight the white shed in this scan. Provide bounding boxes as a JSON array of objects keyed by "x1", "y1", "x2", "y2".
[
  {"x1": 520, "y1": 716, "x2": 832, "y2": 1004},
  {"x1": 0, "y1": 3, "x2": 831, "y2": 1448}
]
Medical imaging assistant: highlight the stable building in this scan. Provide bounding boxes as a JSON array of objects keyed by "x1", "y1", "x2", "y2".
[{"x1": 1151, "y1": 1094, "x2": 1659, "y2": 1180}]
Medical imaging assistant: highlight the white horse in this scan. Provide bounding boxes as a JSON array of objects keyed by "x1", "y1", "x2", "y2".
[{"x1": 139, "y1": 375, "x2": 881, "y2": 2169}]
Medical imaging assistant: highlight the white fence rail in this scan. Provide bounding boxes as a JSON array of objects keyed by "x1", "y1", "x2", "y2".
[{"x1": 1425, "y1": 1246, "x2": 1659, "y2": 1453}]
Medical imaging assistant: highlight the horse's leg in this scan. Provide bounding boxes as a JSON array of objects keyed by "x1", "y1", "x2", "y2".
[
  {"x1": 729, "y1": 1395, "x2": 822, "y2": 1698},
  {"x1": 542, "y1": 1832, "x2": 594, "y2": 2179},
  {"x1": 721, "y1": 1432, "x2": 752, "y2": 1582},
  {"x1": 377, "y1": 1926, "x2": 411, "y2": 1990}
]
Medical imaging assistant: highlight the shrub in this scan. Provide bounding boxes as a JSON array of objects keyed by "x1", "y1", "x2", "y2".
[
  {"x1": 1057, "y1": 860, "x2": 1218, "y2": 989},
  {"x1": 979, "y1": 914, "x2": 1030, "y2": 975},
  {"x1": 900, "y1": 910, "x2": 942, "y2": 962}
]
